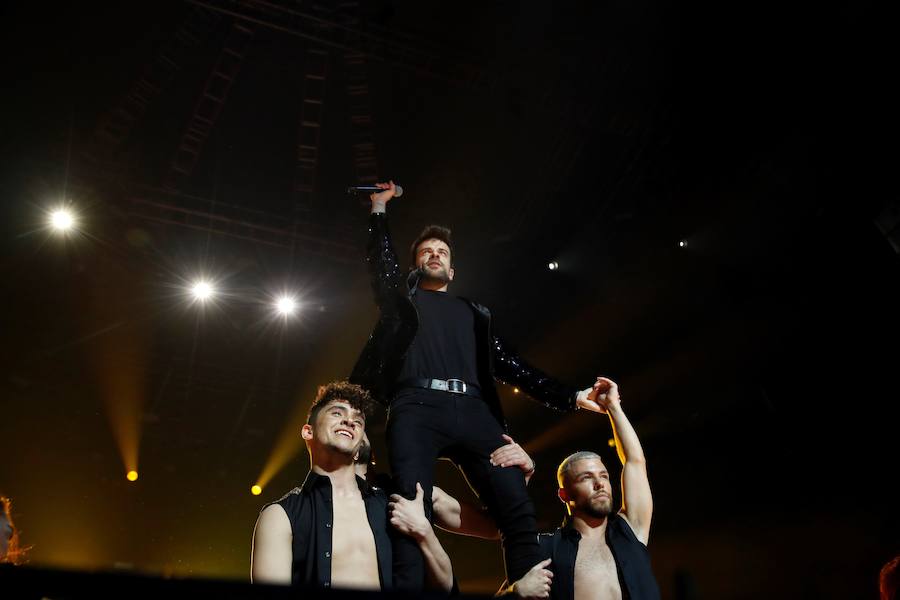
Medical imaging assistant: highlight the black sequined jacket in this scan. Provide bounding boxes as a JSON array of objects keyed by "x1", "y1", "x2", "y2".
[{"x1": 349, "y1": 212, "x2": 577, "y2": 428}]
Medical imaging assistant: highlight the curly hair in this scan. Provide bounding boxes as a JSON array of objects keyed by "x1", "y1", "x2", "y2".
[
  {"x1": 409, "y1": 224, "x2": 453, "y2": 267},
  {"x1": 306, "y1": 381, "x2": 374, "y2": 426},
  {"x1": 1, "y1": 495, "x2": 28, "y2": 565}
]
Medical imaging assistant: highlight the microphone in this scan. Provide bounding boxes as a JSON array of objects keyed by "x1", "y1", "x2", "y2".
[{"x1": 347, "y1": 184, "x2": 404, "y2": 198}]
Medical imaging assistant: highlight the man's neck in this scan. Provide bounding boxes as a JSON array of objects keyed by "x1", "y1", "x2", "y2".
[
  {"x1": 311, "y1": 455, "x2": 360, "y2": 495},
  {"x1": 418, "y1": 278, "x2": 449, "y2": 292},
  {"x1": 570, "y1": 510, "x2": 610, "y2": 540}
]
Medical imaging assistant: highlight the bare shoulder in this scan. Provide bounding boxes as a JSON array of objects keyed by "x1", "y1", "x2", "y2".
[
  {"x1": 256, "y1": 504, "x2": 291, "y2": 535},
  {"x1": 252, "y1": 503, "x2": 293, "y2": 584}
]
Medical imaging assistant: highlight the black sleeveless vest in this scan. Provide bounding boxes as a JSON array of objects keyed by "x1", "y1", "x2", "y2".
[{"x1": 538, "y1": 513, "x2": 660, "y2": 600}]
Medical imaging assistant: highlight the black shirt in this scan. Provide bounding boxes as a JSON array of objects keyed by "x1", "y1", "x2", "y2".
[
  {"x1": 266, "y1": 471, "x2": 393, "y2": 589},
  {"x1": 397, "y1": 289, "x2": 479, "y2": 384},
  {"x1": 536, "y1": 514, "x2": 660, "y2": 600}
]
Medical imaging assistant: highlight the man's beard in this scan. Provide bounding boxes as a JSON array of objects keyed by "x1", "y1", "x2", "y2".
[
  {"x1": 422, "y1": 264, "x2": 451, "y2": 284},
  {"x1": 580, "y1": 496, "x2": 613, "y2": 519}
]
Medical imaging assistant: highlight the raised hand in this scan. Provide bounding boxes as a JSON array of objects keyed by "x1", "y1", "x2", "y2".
[
  {"x1": 370, "y1": 181, "x2": 398, "y2": 208},
  {"x1": 575, "y1": 376, "x2": 621, "y2": 413}
]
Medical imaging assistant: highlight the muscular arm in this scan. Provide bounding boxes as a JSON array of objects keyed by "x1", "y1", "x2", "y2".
[
  {"x1": 601, "y1": 381, "x2": 653, "y2": 545},
  {"x1": 416, "y1": 520, "x2": 455, "y2": 591},
  {"x1": 389, "y1": 484, "x2": 454, "y2": 592},
  {"x1": 250, "y1": 504, "x2": 293, "y2": 585},
  {"x1": 432, "y1": 485, "x2": 500, "y2": 540}
]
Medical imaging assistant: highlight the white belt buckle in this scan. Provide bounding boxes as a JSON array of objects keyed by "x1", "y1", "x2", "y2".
[{"x1": 446, "y1": 379, "x2": 466, "y2": 394}]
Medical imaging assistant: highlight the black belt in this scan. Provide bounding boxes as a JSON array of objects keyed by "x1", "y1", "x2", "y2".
[{"x1": 397, "y1": 378, "x2": 481, "y2": 397}]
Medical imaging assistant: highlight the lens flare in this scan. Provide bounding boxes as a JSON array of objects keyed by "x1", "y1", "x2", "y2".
[
  {"x1": 275, "y1": 296, "x2": 298, "y2": 316},
  {"x1": 50, "y1": 209, "x2": 75, "y2": 231},
  {"x1": 191, "y1": 281, "x2": 214, "y2": 301}
]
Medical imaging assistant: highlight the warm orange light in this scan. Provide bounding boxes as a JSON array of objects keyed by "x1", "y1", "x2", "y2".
[
  {"x1": 251, "y1": 485, "x2": 262, "y2": 496},
  {"x1": 607, "y1": 438, "x2": 616, "y2": 448},
  {"x1": 513, "y1": 387, "x2": 520, "y2": 394},
  {"x1": 126, "y1": 470, "x2": 139, "y2": 482}
]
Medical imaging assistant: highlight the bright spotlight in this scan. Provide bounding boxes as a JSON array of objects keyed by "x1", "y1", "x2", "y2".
[
  {"x1": 678, "y1": 240, "x2": 687, "y2": 248},
  {"x1": 50, "y1": 209, "x2": 75, "y2": 231},
  {"x1": 126, "y1": 470, "x2": 139, "y2": 482},
  {"x1": 548, "y1": 261, "x2": 559, "y2": 271},
  {"x1": 275, "y1": 295, "x2": 298, "y2": 316},
  {"x1": 251, "y1": 485, "x2": 262, "y2": 496},
  {"x1": 191, "y1": 281, "x2": 214, "y2": 301}
]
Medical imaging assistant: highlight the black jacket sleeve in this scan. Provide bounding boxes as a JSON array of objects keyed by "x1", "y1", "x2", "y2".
[
  {"x1": 366, "y1": 212, "x2": 407, "y2": 309},
  {"x1": 492, "y1": 334, "x2": 578, "y2": 412}
]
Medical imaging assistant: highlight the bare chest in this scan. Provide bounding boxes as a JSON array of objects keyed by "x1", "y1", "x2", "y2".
[
  {"x1": 573, "y1": 537, "x2": 622, "y2": 600},
  {"x1": 330, "y1": 495, "x2": 380, "y2": 590}
]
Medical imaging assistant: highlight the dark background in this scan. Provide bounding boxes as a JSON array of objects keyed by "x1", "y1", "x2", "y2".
[{"x1": 1, "y1": 1, "x2": 897, "y2": 598}]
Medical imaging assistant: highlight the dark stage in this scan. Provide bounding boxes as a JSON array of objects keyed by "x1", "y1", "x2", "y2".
[{"x1": 1, "y1": 1, "x2": 898, "y2": 599}]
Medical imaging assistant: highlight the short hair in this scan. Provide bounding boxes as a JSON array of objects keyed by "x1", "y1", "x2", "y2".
[
  {"x1": 306, "y1": 381, "x2": 374, "y2": 426},
  {"x1": 557, "y1": 451, "x2": 604, "y2": 487},
  {"x1": 881, "y1": 555, "x2": 900, "y2": 600},
  {"x1": 409, "y1": 225, "x2": 453, "y2": 267}
]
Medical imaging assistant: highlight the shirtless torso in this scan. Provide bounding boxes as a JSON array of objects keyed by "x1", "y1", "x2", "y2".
[
  {"x1": 573, "y1": 530, "x2": 623, "y2": 600},
  {"x1": 330, "y1": 489, "x2": 381, "y2": 590}
]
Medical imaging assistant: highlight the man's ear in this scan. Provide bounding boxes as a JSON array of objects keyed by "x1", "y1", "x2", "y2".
[
  {"x1": 558, "y1": 487, "x2": 569, "y2": 505},
  {"x1": 448, "y1": 266, "x2": 455, "y2": 281},
  {"x1": 301, "y1": 423, "x2": 313, "y2": 441}
]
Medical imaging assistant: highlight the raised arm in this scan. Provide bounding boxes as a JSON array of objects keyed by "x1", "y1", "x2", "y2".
[
  {"x1": 365, "y1": 181, "x2": 407, "y2": 306},
  {"x1": 493, "y1": 334, "x2": 606, "y2": 413},
  {"x1": 369, "y1": 181, "x2": 397, "y2": 214},
  {"x1": 389, "y1": 483, "x2": 454, "y2": 592},
  {"x1": 250, "y1": 504, "x2": 293, "y2": 585},
  {"x1": 581, "y1": 377, "x2": 653, "y2": 544}
]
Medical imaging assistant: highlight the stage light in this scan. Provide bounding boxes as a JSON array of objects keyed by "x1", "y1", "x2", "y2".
[
  {"x1": 191, "y1": 281, "x2": 214, "y2": 301},
  {"x1": 275, "y1": 295, "x2": 298, "y2": 316},
  {"x1": 548, "y1": 261, "x2": 559, "y2": 271},
  {"x1": 50, "y1": 209, "x2": 75, "y2": 231},
  {"x1": 513, "y1": 387, "x2": 520, "y2": 394},
  {"x1": 607, "y1": 438, "x2": 616, "y2": 448},
  {"x1": 678, "y1": 240, "x2": 687, "y2": 248},
  {"x1": 251, "y1": 485, "x2": 262, "y2": 496},
  {"x1": 126, "y1": 470, "x2": 139, "y2": 482}
]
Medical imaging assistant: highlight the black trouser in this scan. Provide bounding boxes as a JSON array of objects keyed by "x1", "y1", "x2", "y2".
[{"x1": 386, "y1": 387, "x2": 541, "y2": 590}]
